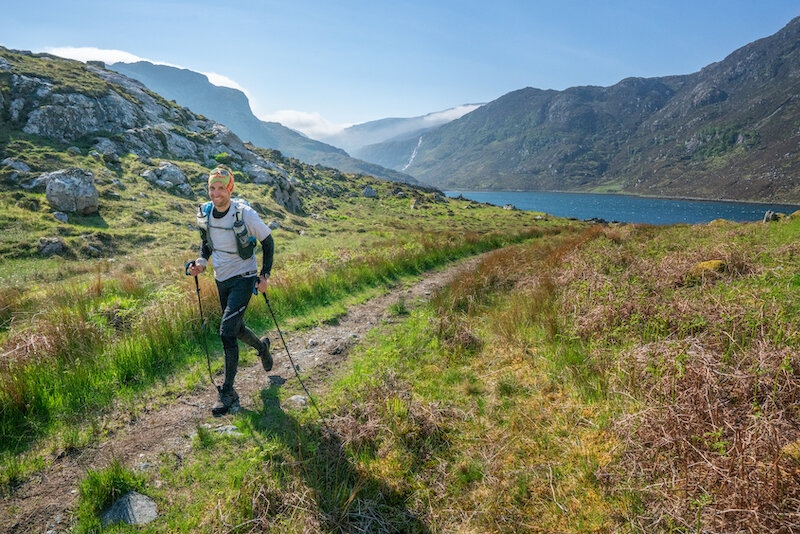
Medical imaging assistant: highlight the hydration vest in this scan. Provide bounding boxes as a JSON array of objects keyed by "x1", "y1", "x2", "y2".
[{"x1": 196, "y1": 198, "x2": 256, "y2": 260}]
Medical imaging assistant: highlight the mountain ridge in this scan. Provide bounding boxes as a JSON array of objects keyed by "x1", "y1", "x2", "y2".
[
  {"x1": 373, "y1": 16, "x2": 800, "y2": 202},
  {"x1": 108, "y1": 61, "x2": 418, "y2": 184}
]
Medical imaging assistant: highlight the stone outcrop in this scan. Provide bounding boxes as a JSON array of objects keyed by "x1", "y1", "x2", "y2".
[
  {"x1": 243, "y1": 163, "x2": 276, "y2": 185},
  {"x1": 155, "y1": 162, "x2": 187, "y2": 185},
  {"x1": 43, "y1": 168, "x2": 99, "y2": 214},
  {"x1": 101, "y1": 491, "x2": 158, "y2": 527},
  {"x1": 37, "y1": 237, "x2": 67, "y2": 257},
  {"x1": 2, "y1": 158, "x2": 30, "y2": 173},
  {"x1": 273, "y1": 178, "x2": 302, "y2": 213},
  {"x1": 3, "y1": 50, "x2": 302, "y2": 213},
  {"x1": 361, "y1": 185, "x2": 377, "y2": 198}
]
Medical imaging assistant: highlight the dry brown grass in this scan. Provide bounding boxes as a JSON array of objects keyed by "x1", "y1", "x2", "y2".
[
  {"x1": 327, "y1": 373, "x2": 455, "y2": 457},
  {"x1": 556, "y1": 224, "x2": 800, "y2": 532},
  {"x1": 602, "y1": 337, "x2": 800, "y2": 533}
]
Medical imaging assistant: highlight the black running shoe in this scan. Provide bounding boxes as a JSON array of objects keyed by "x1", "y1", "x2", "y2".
[
  {"x1": 212, "y1": 386, "x2": 239, "y2": 416},
  {"x1": 258, "y1": 336, "x2": 272, "y2": 372}
]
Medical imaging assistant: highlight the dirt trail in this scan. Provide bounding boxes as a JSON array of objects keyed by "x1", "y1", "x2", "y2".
[{"x1": 1, "y1": 254, "x2": 484, "y2": 533}]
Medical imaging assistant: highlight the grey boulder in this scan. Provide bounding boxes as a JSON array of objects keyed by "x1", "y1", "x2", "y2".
[
  {"x1": 101, "y1": 491, "x2": 158, "y2": 527},
  {"x1": 44, "y1": 168, "x2": 99, "y2": 214},
  {"x1": 2, "y1": 158, "x2": 31, "y2": 173},
  {"x1": 37, "y1": 237, "x2": 67, "y2": 257},
  {"x1": 157, "y1": 162, "x2": 187, "y2": 185}
]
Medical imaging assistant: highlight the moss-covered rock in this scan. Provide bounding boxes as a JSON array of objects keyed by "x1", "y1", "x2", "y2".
[{"x1": 690, "y1": 259, "x2": 727, "y2": 278}]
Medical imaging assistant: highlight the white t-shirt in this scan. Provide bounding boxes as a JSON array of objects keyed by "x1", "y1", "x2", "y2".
[{"x1": 206, "y1": 200, "x2": 271, "y2": 282}]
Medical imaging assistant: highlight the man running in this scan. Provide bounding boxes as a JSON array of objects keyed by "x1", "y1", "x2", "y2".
[{"x1": 188, "y1": 164, "x2": 274, "y2": 416}]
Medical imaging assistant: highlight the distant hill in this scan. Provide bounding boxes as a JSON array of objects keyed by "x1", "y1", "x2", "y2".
[
  {"x1": 108, "y1": 61, "x2": 418, "y2": 184},
  {"x1": 398, "y1": 17, "x2": 800, "y2": 203},
  {"x1": 320, "y1": 105, "x2": 482, "y2": 157}
]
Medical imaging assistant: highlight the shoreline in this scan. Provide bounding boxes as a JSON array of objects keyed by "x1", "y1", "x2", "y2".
[{"x1": 444, "y1": 189, "x2": 800, "y2": 209}]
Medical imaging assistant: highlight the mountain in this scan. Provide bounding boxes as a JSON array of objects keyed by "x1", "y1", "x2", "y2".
[
  {"x1": 398, "y1": 17, "x2": 800, "y2": 203},
  {"x1": 108, "y1": 61, "x2": 417, "y2": 184},
  {"x1": 320, "y1": 105, "x2": 482, "y2": 156}
]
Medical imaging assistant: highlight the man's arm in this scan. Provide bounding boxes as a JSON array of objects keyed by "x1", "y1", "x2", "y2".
[
  {"x1": 260, "y1": 234, "x2": 274, "y2": 277},
  {"x1": 255, "y1": 234, "x2": 274, "y2": 294}
]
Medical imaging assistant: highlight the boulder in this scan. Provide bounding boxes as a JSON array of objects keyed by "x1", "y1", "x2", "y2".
[
  {"x1": 243, "y1": 163, "x2": 275, "y2": 185},
  {"x1": 361, "y1": 185, "x2": 377, "y2": 198},
  {"x1": 44, "y1": 168, "x2": 98, "y2": 214},
  {"x1": 66, "y1": 146, "x2": 82, "y2": 155},
  {"x1": 93, "y1": 137, "x2": 119, "y2": 156},
  {"x1": 52, "y1": 212, "x2": 68, "y2": 223},
  {"x1": 503, "y1": 204, "x2": 516, "y2": 210},
  {"x1": 2, "y1": 158, "x2": 31, "y2": 173},
  {"x1": 0, "y1": 57, "x2": 10, "y2": 72},
  {"x1": 272, "y1": 179, "x2": 302, "y2": 213},
  {"x1": 268, "y1": 220, "x2": 280, "y2": 230},
  {"x1": 100, "y1": 491, "x2": 158, "y2": 527},
  {"x1": 140, "y1": 169, "x2": 158, "y2": 183},
  {"x1": 37, "y1": 237, "x2": 67, "y2": 257},
  {"x1": 176, "y1": 183, "x2": 194, "y2": 197},
  {"x1": 157, "y1": 162, "x2": 187, "y2": 185},
  {"x1": 763, "y1": 210, "x2": 785, "y2": 223}
]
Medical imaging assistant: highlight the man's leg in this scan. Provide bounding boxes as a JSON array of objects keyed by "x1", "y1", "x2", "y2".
[
  {"x1": 212, "y1": 277, "x2": 254, "y2": 414},
  {"x1": 237, "y1": 326, "x2": 272, "y2": 372}
]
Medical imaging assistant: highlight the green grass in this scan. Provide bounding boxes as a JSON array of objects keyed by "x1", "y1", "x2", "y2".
[
  {"x1": 51, "y1": 216, "x2": 800, "y2": 532},
  {"x1": 74, "y1": 459, "x2": 146, "y2": 533}
]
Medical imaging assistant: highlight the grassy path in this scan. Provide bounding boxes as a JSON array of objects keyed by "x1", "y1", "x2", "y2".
[{"x1": 0, "y1": 253, "x2": 489, "y2": 533}]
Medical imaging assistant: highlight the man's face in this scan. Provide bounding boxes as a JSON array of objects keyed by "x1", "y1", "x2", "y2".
[{"x1": 209, "y1": 181, "x2": 232, "y2": 210}]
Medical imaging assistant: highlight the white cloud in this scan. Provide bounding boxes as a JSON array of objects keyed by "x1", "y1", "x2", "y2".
[
  {"x1": 44, "y1": 46, "x2": 176, "y2": 67},
  {"x1": 43, "y1": 47, "x2": 247, "y2": 94},
  {"x1": 424, "y1": 104, "x2": 483, "y2": 124},
  {"x1": 202, "y1": 72, "x2": 246, "y2": 92},
  {"x1": 259, "y1": 110, "x2": 349, "y2": 139}
]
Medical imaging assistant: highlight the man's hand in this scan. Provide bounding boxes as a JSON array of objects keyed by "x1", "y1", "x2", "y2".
[
  {"x1": 188, "y1": 262, "x2": 206, "y2": 276},
  {"x1": 255, "y1": 274, "x2": 269, "y2": 294}
]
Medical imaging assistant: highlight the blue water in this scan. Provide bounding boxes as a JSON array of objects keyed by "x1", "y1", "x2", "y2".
[{"x1": 445, "y1": 191, "x2": 800, "y2": 225}]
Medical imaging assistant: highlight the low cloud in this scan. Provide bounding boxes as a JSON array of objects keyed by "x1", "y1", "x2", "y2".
[
  {"x1": 424, "y1": 104, "x2": 483, "y2": 124},
  {"x1": 45, "y1": 46, "x2": 176, "y2": 67},
  {"x1": 44, "y1": 46, "x2": 247, "y2": 93},
  {"x1": 259, "y1": 110, "x2": 349, "y2": 139}
]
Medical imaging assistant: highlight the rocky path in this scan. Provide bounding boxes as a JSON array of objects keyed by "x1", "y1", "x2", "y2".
[{"x1": 1, "y1": 254, "x2": 484, "y2": 533}]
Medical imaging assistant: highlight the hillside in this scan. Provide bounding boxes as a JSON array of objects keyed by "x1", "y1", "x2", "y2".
[
  {"x1": 319, "y1": 104, "x2": 482, "y2": 156},
  {"x1": 394, "y1": 17, "x2": 800, "y2": 203},
  {"x1": 108, "y1": 61, "x2": 418, "y2": 184}
]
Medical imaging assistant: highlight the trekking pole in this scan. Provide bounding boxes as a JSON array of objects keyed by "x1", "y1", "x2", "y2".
[
  {"x1": 254, "y1": 285, "x2": 325, "y2": 420},
  {"x1": 186, "y1": 261, "x2": 217, "y2": 388}
]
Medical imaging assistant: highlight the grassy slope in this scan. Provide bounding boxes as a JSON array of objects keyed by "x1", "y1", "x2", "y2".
[
  {"x1": 0, "y1": 134, "x2": 562, "y2": 499},
  {"x1": 85, "y1": 215, "x2": 800, "y2": 533}
]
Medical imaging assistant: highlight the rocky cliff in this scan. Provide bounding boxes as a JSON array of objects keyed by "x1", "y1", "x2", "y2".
[{"x1": 0, "y1": 47, "x2": 304, "y2": 212}]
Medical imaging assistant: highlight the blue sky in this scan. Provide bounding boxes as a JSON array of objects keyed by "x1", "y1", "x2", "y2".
[{"x1": 3, "y1": 1, "x2": 799, "y2": 137}]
